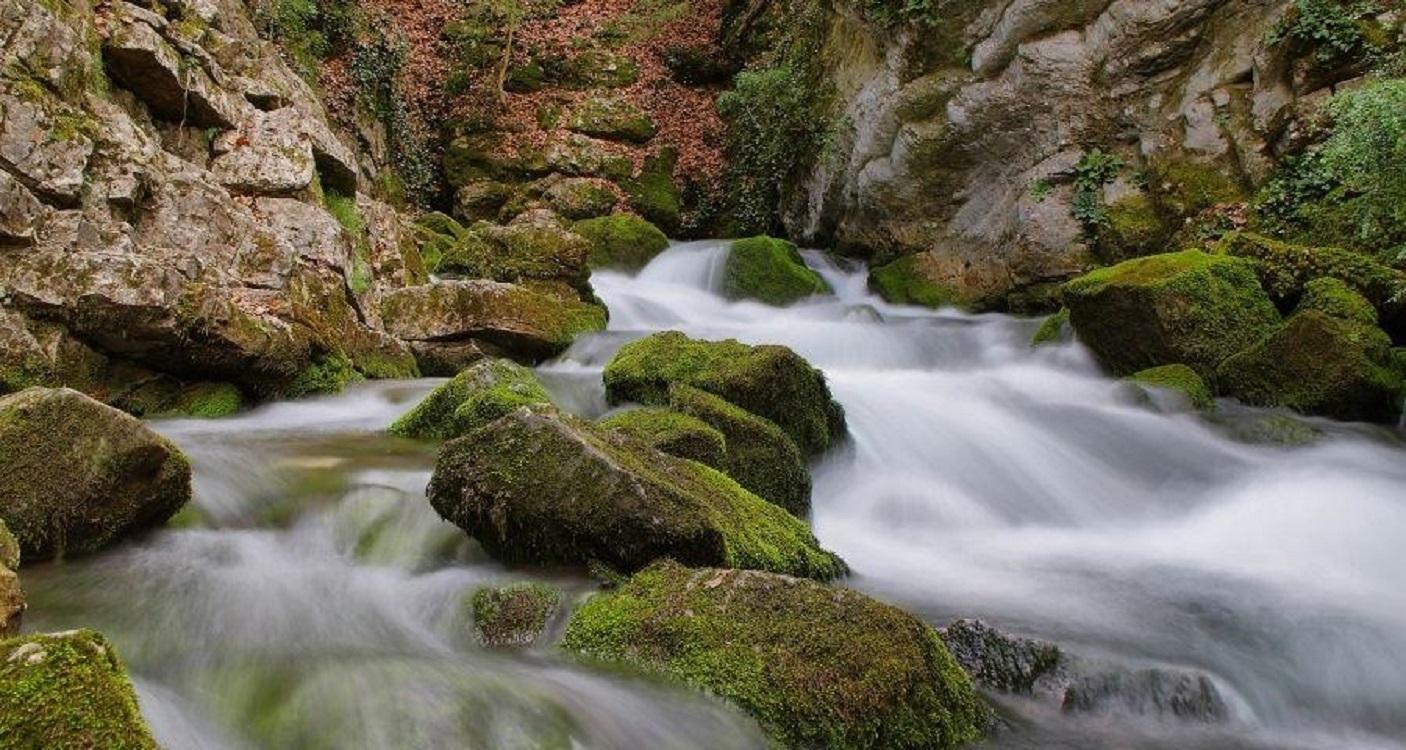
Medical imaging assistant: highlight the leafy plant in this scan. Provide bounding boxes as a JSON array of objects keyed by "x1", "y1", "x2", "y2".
[
  {"x1": 1266, "y1": 0, "x2": 1380, "y2": 68},
  {"x1": 1072, "y1": 149, "x2": 1124, "y2": 232}
]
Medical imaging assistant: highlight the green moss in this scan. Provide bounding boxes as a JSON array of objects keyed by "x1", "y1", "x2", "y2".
[
  {"x1": 389, "y1": 358, "x2": 551, "y2": 440},
  {"x1": 1099, "y1": 193, "x2": 1166, "y2": 261},
  {"x1": 171, "y1": 382, "x2": 245, "y2": 418},
  {"x1": 567, "y1": 97, "x2": 656, "y2": 144},
  {"x1": 1223, "y1": 414, "x2": 1323, "y2": 447},
  {"x1": 0, "y1": 630, "x2": 158, "y2": 749},
  {"x1": 668, "y1": 385, "x2": 811, "y2": 516},
  {"x1": 281, "y1": 352, "x2": 362, "y2": 399},
  {"x1": 723, "y1": 236, "x2": 831, "y2": 306},
  {"x1": 1216, "y1": 310, "x2": 1405, "y2": 422},
  {"x1": 435, "y1": 220, "x2": 589, "y2": 290},
  {"x1": 603, "y1": 331, "x2": 846, "y2": 455},
  {"x1": 575, "y1": 214, "x2": 670, "y2": 270},
  {"x1": 1214, "y1": 231, "x2": 1406, "y2": 311},
  {"x1": 0, "y1": 519, "x2": 18, "y2": 571},
  {"x1": 562, "y1": 561, "x2": 987, "y2": 750},
  {"x1": 869, "y1": 255, "x2": 959, "y2": 309},
  {"x1": 622, "y1": 149, "x2": 682, "y2": 232},
  {"x1": 1063, "y1": 250, "x2": 1282, "y2": 377},
  {"x1": 1148, "y1": 157, "x2": 1246, "y2": 218},
  {"x1": 428, "y1": 410, "x2": 846, "y2": 579},
  {"x1": 1127, "y1": 364, "x2": 1215, "y2": 411},
  {"x1": 1030, "y1": 308, "x2": 1070, "y2": 347},
  {"x1": 470, "y1": 582, "x2": 559, "y2": 648},
  {"x1": 324, "y1": 190, "x2": 373, "y2": 295},
  {"x1": 544, "y1": 178, "x2": 618, "y2": 220},
  {"x1": 599, "y1": 407, "x2": 728, "y2": 468},
  {"x1": 1296, "y1": 277, "x2": 1378, "y2": 325}
]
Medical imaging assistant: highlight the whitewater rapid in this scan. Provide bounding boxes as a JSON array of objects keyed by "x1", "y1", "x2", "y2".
[{"x1": 20, "y1": 240, "x2": 1406, "y2": 749}]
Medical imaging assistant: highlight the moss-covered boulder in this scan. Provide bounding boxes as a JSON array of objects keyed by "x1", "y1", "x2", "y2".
[
  {"x1": 427, "y1": 408, "x2": 845, "y2": 580},
  {"x1": 1216, "y1": 311, "x2": 1405, "y2": 422},
  {"x1": 562, "y1": 561, "x2": 987, "y2": 749},
  {"x1": 0, "y1": 388, "x2": 191, "y2": 561},
  {"x1": 598, "y1": 407, "x2": 727, "y2": 468},
  {"x1": 567, "y1": 97, "x2": 656, "y2": 144},
  {"x1": 543, "y1": 177, "x2": 618, "y2": 220},
  {"x1": 436, "y1": 212, "x2": 591, "y2": 293},
  {"x1": 622, "y1": 149, "x2": 682, "y2": 233},
  {"x1": 0, "y1": 630, "x2": 159, "y2": 749},
  {"x1": 575, "y1": 214, "x2": 670, "y2": 270},
  {"x1": 868, "y1": 254, "x2": 960, "y2": 309},
  {"x1": 723, "y1": 236, "x2": 831, "y2": 306},
  {"x1": 669, "y1": 385, "x2": 811, "y2": 516},
  {"x1": 389, "y1": 359, "x2": 552, "y2": 440},
  {"x1": 603, "y1": 331, "x2": 846, "y2": 455},
  {"x1": 1030, "y1": 308, "x2": 1070, "y2": 347},
  {"x1": 1097, "y1": 193, "x2": 1167, "y2": 262},
  {"x1": 470, "y1": 582, "x2": 559, "y2": 648},
  {"x1": 1126, "y1": 364, "x2": 1215, "y2": 411},
  {"x1": 1063, "y1": 250, "x2": 1281, "y2": 377},
  {"x1": 1295, "y1": 277, "x2": 1378, "y2": 325},
  {"x1": 1214, "y1": 232, "x2": 1406, "y2": 312}
]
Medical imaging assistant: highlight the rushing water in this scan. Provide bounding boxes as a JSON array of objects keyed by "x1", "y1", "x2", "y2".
[{"x1": 22, "y1": 240, "x2": 1406, "y2": 749}]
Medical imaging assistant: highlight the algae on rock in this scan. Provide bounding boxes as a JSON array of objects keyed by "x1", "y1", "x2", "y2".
[{"x1": 390, "y1": 359, "x2": 552, "y2": 440}]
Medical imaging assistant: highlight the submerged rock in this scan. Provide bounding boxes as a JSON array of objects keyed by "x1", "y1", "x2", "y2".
[
  {"x1": 603, "y1": 331, "x2": 846, "y2": 455},
  {"x1": 598, "y1": 407, "x2": 728, "y2": 469},
  {"x1": 723, "y1": 236, "x2": 831, "y2": 306},
  {"x1": 470, "y1": 582, "x2": 560, "y2": 648},
  {"x1": 562, "y1": 561, "x2": 988, "y2": 749},
  {"x1": 389, "y1": 359, "x2": 552, "y2": 440},
  {"x1": 0, "y1": 629, "x2": 159, "y2": 748},
  {"x1": 427, "y1": 408, "x2": 845, "y2": 580},
  {"x1": 1064, "y1": 250, "x2": 1281, "y2": 377},
  {"x1": 940, "y1": 619, "x2": 1062, "y2": 695},
  {"x1": 575, "y1": 214, "x2": 670, "y2": 270},
  {"x1": 0, "y1": 388, "x2": 191, "y2": 561}
]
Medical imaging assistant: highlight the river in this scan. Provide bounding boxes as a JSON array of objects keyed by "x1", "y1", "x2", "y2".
[{"x1": 21, "y1": 240, "x2": 1406, "y2": 749}]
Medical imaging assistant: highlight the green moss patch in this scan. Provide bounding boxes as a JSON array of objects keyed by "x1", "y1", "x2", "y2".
[
  {"x1": 868, "y1": 254, "x2": 959, "y2": 309},
  {"x1": 470, "y1": 582, "x2": 560, "y2": 648},
  {"x1": 603, "y1": 331, "x2": 846, "y2": 455},
  {"x1": 0, "y1": 629, "x2": 158, "y2": 749},
  {"x1": 1030, "y1": 308, "x2": 1070, "y2": 347},
  {"x1": 280, "y1": 352, "x2": 362, "y2": 399},
  {"x1": 1296, "y1": 277, "x2": 1378, "y2": 325},
  {"x1": 575, "y1": 215, "x2": 670, "y2": 270},
  {"x1": 567, "y1": 96, "x2": 656, "y2": 144},
  {"x1": 1127, "y1": 364, "x2": 1215, "y2": 411},
  {"x1": 599, "y1": 407, "x2": 728, "y2": 468},
  {"x1": 622, "y1": 149, "x2": 682, "y2": 232},
  {"x1": 1214, "y1": 231, "x2": 1406, "y2": 311},
  {"x1": 389, "y1": 359, "x2": 551, "y2": 440},
  {"x1": 562, "y1": 561, "x2": 987, "y2": 749},
  {"x1": 723, "y1": 236, "x2": 831, "y2": 306}
]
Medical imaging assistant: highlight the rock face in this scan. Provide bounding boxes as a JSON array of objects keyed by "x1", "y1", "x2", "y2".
[
  {"x1": 470, "y1": 582, "x2": 560, "y2": 648},
  {"x1": 0, "y1": 629, "x2": 159, "y2": 749},
  {"x1": 562, "y1": 561, "x2": 989, "y2": 749},
  {"x1": 426, "y1": 408, "x2": 845, "y2": 580},
  {"x1": 389, "y1": 359, "x2": 553, "y2": 440},
  {"x1": 603, "y1": 331, "x2": 846, "y2": 455},
  {"x1": 0, "y1": 387, "x2": 191, "y2": 561}
]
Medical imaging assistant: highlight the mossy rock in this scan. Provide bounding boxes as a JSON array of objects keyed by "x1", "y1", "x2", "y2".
[
  {"x1": 622, "y1": 149, "x2": 682, "y2": 232},
  {"x1": 723, "y1": 236, "x2": 831, "y2": 306},
  {"x1": 1216, "y1": 311, "x2": 1405, "y2": 422},
  {"x1": 0, "y1": 629, "x2": 159, "y2": 749},
  {"x1": 1222, "y1": 414, "x2": 1323, "y2": 447},
  {"x1": 1030, "y1": 308, "x2": 1070, "y2": 347},
  {"x1": 1126, "y1": 364, "x2": 1215, "y2": 411},
  {"x1": 1294, "y1": 277, "x2": 1379, "y2": 325},
  {"x1": 168, "y1": 381, "x2": 245, "y2": 418},
  {"x1": 0, "y1": 388, "x2": 191, "y2": 561},
  {"x1": 543, "y1": 177, "x2": 618, "y2": 220},
  {"x1": 868, "y1": 254, "x2": 959, "y2": 309},
  {"x1": 668, "y1": 385, "x2": 811, "y2": 516},
  {"x1": 575, "y1": 214, "x2": 670, "y2": 270},
  {"x1": 561, "y1": 560, "x2": 988, "y2": 750},
  {"x1": 470, "y1": 582, "x2": 559, "y2": 648},
  {"x1": 280, "y1": 352, "x2": 362, "y2": 399},
  {"x1": 1148, "y1": 156, "x2": 1245, "y2": 218},
  {"x1": 1098, "y1": 193, "x2": 1167, "y2": 262},
  {"x1": 567, "y1": 97, "x2": 656, "y2": 144},
  {"x1": 427, "y1": 408, "x2": 845, "y2": 580},
  {"x1": 436, "y1": 215, "x2": 591, "y2": 292},
  {"x1": 453, "y1": 180, "x2": 514, "y2": 223},
  {"x1": 552, "y1": 49, "x2": 640, "y2": 88},
  {"x1": 389, "y1": 359, "x2": 552, "y2": 440},
  {"x1": 1063, "y1": 250, "x2": 1281, "y2": 377},
  {"x1": 1213, "y1": 232, "x2": 1406, "y2": 317},
  {"x1": 603, "y1": 331, "x2": 846, "y2": 455},
  {"x1": 662, "y1": 44, "x2": 738, "y2": 85},
  {"x1": 0, "y1": 519, "x2": 17, "y2": 571},
  {"x1": 598, "y1": 407, "x2": 728, "y2": 468}
]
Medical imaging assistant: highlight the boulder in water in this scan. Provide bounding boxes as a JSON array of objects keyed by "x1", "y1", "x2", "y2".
[
  {"x1": 1126, "y1": 364, "x2": 1215, "y2": 411},
  {"x1": 0, "y1": 629, "x2": 159, "y2": 748},
  {"x1": 389, "y1": 359, "x2": 552, "y2": 440},
  {"x1": 427, "y1": 408, "x2": 845, "y2": 579},
  {"x1": 598, "y1": 407, "x2": 728, "y2": 469},
  {"x1": 0, "y1": 387, "x2": 191, "y2": 561},
  {"x1": 470, "y1": 582, "x2": 560, "y2": 648},
  {"x1": 1030, "y1": 308, "x2": 1071, "y2": 347},
  {"x1": 562, "y1": 560, "x2": 988, "y2": 749},
  {"x1": 575, "y1": 214, "x2": 670, "y2": 270},
  {"x1": 1064, "y1": 250, "x2": 1281, "y2": 377},
  {"x1": 722, "y1": 236, "x2": 831, "y2": 306},
  {"x1": 603, "y1": 331, "x2": 845, "y2": 455}
]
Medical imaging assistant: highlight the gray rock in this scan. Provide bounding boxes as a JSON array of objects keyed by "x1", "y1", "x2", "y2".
[{"x1": 210, "y1": 108, "x2": 316, "y2": 194}]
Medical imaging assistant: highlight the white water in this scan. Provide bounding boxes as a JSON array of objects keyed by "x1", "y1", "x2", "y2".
[{"x1": 22, "y1": 240, "x2": 1406, "y2": 749}]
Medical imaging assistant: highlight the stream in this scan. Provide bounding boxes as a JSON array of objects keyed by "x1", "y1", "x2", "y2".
[{"x1": 21, "y1": 240, "x2": 1406, "y2": 749}]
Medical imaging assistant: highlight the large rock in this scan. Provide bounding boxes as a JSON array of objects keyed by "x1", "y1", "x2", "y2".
[
  {"x1": 101, "y1": 4, "x2": 243, "y2": 128},
  {"x1": 603, "y1": 331, "x2": 846, "y2": 455},
  {"x1": 209, "y1": 107, "x2": 316, "y2": 194},
  {"x1": 435, "y1": 210, "x2": 591, "y2": 293},
  {"x1": 0, "y1": 387, "x2": 191, "y2": 561},
  {"x1": 0, "y1": 629, "x2": 159, "y2": 749},
  {"x1": 426, "y1": 408, "x2": 845, "y2": 580},
  {"x1": 598, "y1": 407, "x2": 728, "y2": 469},
  {"x1": 723, "y1": 236, "x2": 831, "y2": 306},
  {"x1": 575, "y1": 214, "x2": 670, "y2": 270},
  {"x1": 1216, "y1": 311, "x2": 1406, "y2": 422},
  {"x1": 562, "y1": 561, "x2": 988, "y2": 749},
  {"x1": 1064, "y1": 250, "x2": 1281, "y2": 377},
  {"x1": 388, "y1": 358, "x2": 552, "y2": 440}
]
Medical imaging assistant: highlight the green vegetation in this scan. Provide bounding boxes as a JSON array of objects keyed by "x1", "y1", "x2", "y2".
[
  {"x1": 324, "y1": 189, "x2": 373, "y2": 295},
  {"x1": 1127, "y1": 364, "x2": 1216, "y2": 410},
  {"x1": 1030, "y1": 308, "x2": 1070, "y2": 347},
  {"x1": 389, "y1": 358, "x2": 552, "y2": 440},
  {"x1": 1267, "y1": 0, "x2": 1383, "y2": 69},
  {"x1": 599, "y1": 407, "x2": 728, "y2": 468},
  {"x1": 281, "y1": 352, "x2": 362, "y2": 398},
  {"x1": 1072, "y1": 149, "x2": 1124, "y2": 233},
  {"x1": 603, "y1": 331, "x2": 846, "y2": 455},
  {"x1": 171, "y1": 382, "x2": 245, "y2": 418},
  {"x1": 723, "y1": 236, "x2": 831, "y2": 305},
  {"x1": 574, "y1": 214, "x2": 670, "y2": 270},
  {"x1": 0, "y1": 630, "x2": 159, "y2": 749},
  {"x1": 1297, "y1": 277, "x2": 1379, "y2": 324},
  {"x1": 622, "y1": 149, "x2": 682, "y2": 232},
  {"x1": 470, "y1": 582, "x2": 559, "y2": 648},
  {"x1": 562, "y1": 561, "x2": 988, "y2": 750},
  {"x1": 1213, "y1": 231, "x2": 1406, "y2": 310},
  {"x1": 350, "y1": 34, "x2": 436, "y2": 206},
  {"x1": 869, "y1": 254, "x2": 958, "y2": 309},
  {"x1": 567, "y1": 97, "x2": 656, "y2": 144}
]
